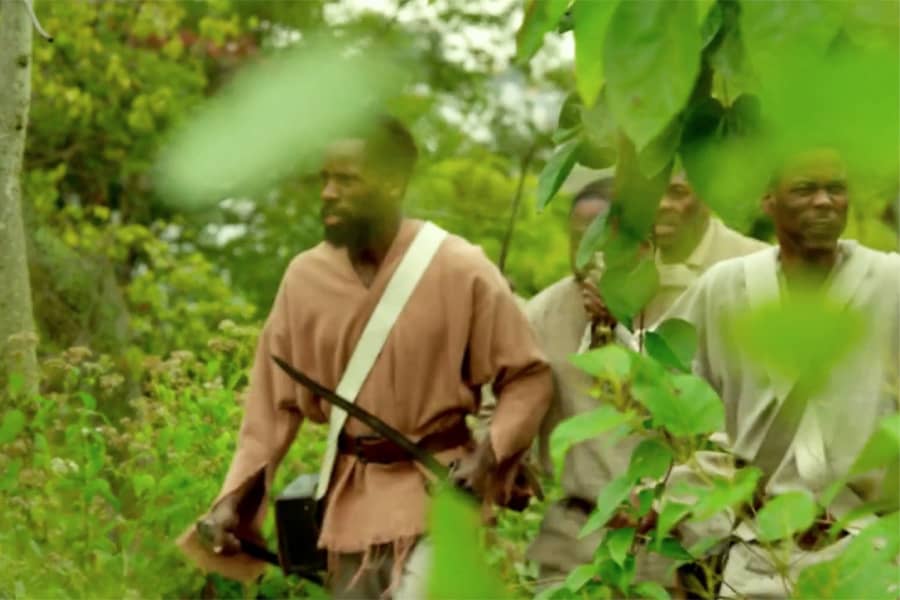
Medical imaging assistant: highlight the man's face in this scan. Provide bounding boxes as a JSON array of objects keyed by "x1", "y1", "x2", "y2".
[
  {"x1": 319, "y1": 139, "x2": 396, "y2": 247},
  {"x1": 654, "y1": 172, "x2": 705, "y2": 249},
  {"x1": 766, "y1": 152, "x2": 849, "y2": 253},
  {"x1": 569, "y1": 196, "x2": 610, "y2": 278}
]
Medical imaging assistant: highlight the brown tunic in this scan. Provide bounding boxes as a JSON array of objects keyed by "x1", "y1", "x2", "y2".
[{"x1": 178, "y1": 219, "x2": 552, "y2": 581}]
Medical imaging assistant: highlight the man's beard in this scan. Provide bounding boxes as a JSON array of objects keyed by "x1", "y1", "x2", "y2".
[{"x1": 324, "y1": 219, "x2": 371, "y2": 248}]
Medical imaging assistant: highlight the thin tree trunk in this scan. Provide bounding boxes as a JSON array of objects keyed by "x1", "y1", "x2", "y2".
[{"x1": 0, "y1": 0, "x2": 39, "y2": 395}]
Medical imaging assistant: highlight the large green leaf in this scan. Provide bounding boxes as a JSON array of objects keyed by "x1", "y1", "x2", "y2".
[
  {"x1": 569, "y1": 345, "x2": 632, "y2": 380},
  {"x1": 645, "y1": 318, "x2": 697, "y2": 373},
  {"x1": 631, "y1": 362, "x2": 723, "y2": 436},
  {"x1": 573, "y1": 0, "x2": 617, "y2": 107},
  {"x1": 156, "y1": 37, "x2": 404, "y2": 210},
  {"x1": 638, "y1": 118, "x2": 682, "y2": 178},
  {"x1": 606, "y1": 527, "x2": 635, "y2": 566},
  {"x1": 632, "y1": 581, "x2": 671, "y2": 600},
  {"x1": 795, "y1": 513, "x2": 900, "y2": 599},
  {"x1": 580, "y1": 474, "x2": 633, "y2": 538},
  {"x1": 536, "y1": 139, "x2": 581, "y2": 210},
  {"x1": 727, "y1": 295, "x2": 867, "y2": 385},
  {"x1": 598, "y1": 255, "x2": 659, "y2": 326},
  {"x1": 755, "y1": 491, "x2": 818, "y2": 542},
  {"x1": 575, "y1": 210, "x2": 610, "y2": 272},
  {"x1": 516, "y1": 0, "x2": 570, "y2": 63},
  {"x1": 550, "y1": 406, "x2": 631, "y2": 476},
  {"x1": 604, "y1": 0, "x2": 702, "y2": 149},
  {"x1": 427, "y1": 486, "x2": 508, "y2": 599},
  {"x1": 628, "y1": 439, "x2": 673, "y2": 481},
  {"x1": 656, "y1": 501, "x2": 691, "y2": 541},
  {"x1": 565, "y1": 564, "x2": 595, "y2": 592},
  {"x1": 0, "y1": 410, "x2": 26, "y2": 445}
]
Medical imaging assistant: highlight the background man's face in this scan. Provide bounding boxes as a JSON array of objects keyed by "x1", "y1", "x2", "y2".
[
  {"x1": 768, "y1": 153, "x2": 849, "y2": 253},
  {"x1": 569, "y1": 196, "x2": 610, "y2": 278},
  {"x1": 654, "y1": 172, "x2": 704, "y2": 249},
  {"x1": 319, "y1": 139, "x2": 394, "y2": 247}
]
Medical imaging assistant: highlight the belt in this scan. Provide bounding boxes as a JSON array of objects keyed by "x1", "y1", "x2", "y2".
[{"x1": 338, "y1": 419, "x2": 471, "y2": 465}]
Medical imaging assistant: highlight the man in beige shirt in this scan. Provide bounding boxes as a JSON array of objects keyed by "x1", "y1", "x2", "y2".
[
  {"x1": 177, "y1": 116, "x2": 552, "y2": 599},
  {"x1": 526, "y1": 173, "x2": 767, "y2": 587}
]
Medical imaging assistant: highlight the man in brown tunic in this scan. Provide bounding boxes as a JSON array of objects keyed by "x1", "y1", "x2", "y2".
[
  {"x1": 177, "y1": 116, "x2": 552, "y2": 599},
  {"x1": 526, "y1": 174, "x2": 767, "y2": 588}
]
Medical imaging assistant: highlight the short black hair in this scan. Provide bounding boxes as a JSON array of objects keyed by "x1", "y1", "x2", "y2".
[
  {"x1": 359, "y1": 114, "x2": 418, "y2": 182},
  {"x1": 571, "y1": 177, "x2": 614, "y2": 213}
]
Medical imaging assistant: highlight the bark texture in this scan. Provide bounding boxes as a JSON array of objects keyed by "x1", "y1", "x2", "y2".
[{"x1": 0, "y1": 0, "x2": 39, "y2": 395}]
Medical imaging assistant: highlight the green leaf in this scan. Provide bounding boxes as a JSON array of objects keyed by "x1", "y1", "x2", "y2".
[
  {"x1": 132, "y1": 474, "x2": 156, "y2": 498},
  {"x1": 727, "y1": 295, "x2": 867, "y2": 385},
  {"x1": 631, "y1": 364, "x2": 723, "y2": 436},
  {"x1": 0, "y1": 410, "x2": 26, "y2": 445},
  {"x1": 656, "y1": 501, "x2": 691, "y2": 540},
  {"x1": 690, "y1": 467, "x2": 762, "y2": 521},
  {"x1": 850, "y1": 413, "x2": 900, "y2": 476},
  {"x1": 516, "y1": 0, "x2": 570, "y2": 63},
  {"x1": 696, "y1": 0, "x2": 717, "y2": 24},
  {"x1": 604, "y1": 0, "x2": 702, "y2": 149},
  {"x1": 755, "y1": 491, "x2": 818, "y2": 542},
  {"x1": 636, "y1": 488, "x2": 655, "y2": 518},
  {"x1": 573, "y1": 0, "x2": 617, "y2": 106},
  {"x1": 637, "y1": 118, "x2": 682, "y2": 178},
  {"x1": 428, "y1": 486, "x2": 508, "y2": 599},
  {"x1": 551, "y1": 406, "x2": 631, "y2": 476},
  {"x1": 575, "y1": 210, "x2": 610, "y2": 271},
  {"x1": 78, "y1": 391, "x2": 96, "y2": 411},
  {"x1": 156, "y1": 37, "x2": 404, "y2": 210},
  {"x1": 632, "y1": 581, "x2": 671, "y2": 600},
  {"x1": 565, "y1": 564, "x2": 595, "y2": 592},
  {"x1": 0, "y1": 458, "x2": 23, "y2": 492},
  {"x1": 795, "y1": 513, "x2": 900, "y2": 600},
  {"x1": 536, "y1": 139, "x2": 581, "y2": 209},
  {"x1": 598, "y1": 255, "x2": 659, "y2": 325},
  {"x1": 656, "y1": 537, "x2": 693, "y2": 561},
  {"x1": 580, "y1": 474, "x2": 633, "y2": 538},
  {"x1": 628, "y1": 439, "x2": 673, "y2": 481},
  {"x1": 606, "y1": 527, "x2": 635, "y2": 566},
  {"x1": 569, "y1": 345, "x2": 632, "y2": 380},
  {"x1": 7, "y1": 373, "x2": 24, "y2": 396},
  {"x1": 645, "y1": 318, "x2": 697, "y2": 373}
]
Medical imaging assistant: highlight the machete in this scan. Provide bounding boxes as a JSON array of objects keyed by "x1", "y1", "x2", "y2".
[{"x1": 271, "y1": 354, "x2": 450, "y2": 478}]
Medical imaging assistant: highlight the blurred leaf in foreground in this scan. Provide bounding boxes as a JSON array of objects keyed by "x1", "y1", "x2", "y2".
[
  {"x1": 155, "y1": 37, "x2": 405, "y2": 210},
  {"x1": 427, "y1": 486, "x2": 508, "y2": 599}
]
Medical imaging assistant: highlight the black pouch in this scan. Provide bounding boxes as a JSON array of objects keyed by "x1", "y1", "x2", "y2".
[{"x1": 274, "y1": 473, "x2": 327, "y2": 578}]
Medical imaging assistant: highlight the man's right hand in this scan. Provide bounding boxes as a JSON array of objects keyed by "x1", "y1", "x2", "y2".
[{"x1": 196, "y1": 494, "x2": 242, "y2": 556}]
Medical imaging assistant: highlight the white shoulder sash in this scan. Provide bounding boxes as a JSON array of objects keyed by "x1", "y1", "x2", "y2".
[{"x1": 316, "y1": 222, "x2": 448, "y2": 499}]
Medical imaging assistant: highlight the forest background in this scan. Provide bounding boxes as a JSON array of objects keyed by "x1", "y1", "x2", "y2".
[{"x1": 0, "y1": 0, "x2": 898, "y2": 599}]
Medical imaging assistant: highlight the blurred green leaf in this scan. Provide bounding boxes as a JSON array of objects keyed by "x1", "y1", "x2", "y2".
[
  {"x1": 850, "y1": 414, "x2": 900, "y2": 476},
  {"x1": 604, "y1": 0, "x2": 701, "y2": 149},
  {"x1": 7, "y1": 373, "x2": 24, "y2": 396},
  {"x1": 696, "y1": 0, "x2": 717, "y2": 25},
  {"x1": 77, "y1": 392, "x2": 96, "y2": 411},
  {"x1": 516, "y1": 0, "x2": 570, "y2": 63},
  {"x1": 581, "y1": 474, "x2": 632, "y2": 538},
  {"x1": 573, "y1": 0, "x2": 617, "y2": 107},
  {"x1": 0, "y1": 410, "x2": 26, "y2": 445},
  {"x1": 795, "y1": 512, "x2": 900, "y2": 599},
  {"x1": 638, "y1": 118, "x2": 682, "y2": 178},
  {"x1": 645, "y1": 318, "x2": 697, "y2": 373},
  {"x1": 727, "y1": 294, "x2": 867, "y2": 384},
  {"x1": 756, "y1": 491, "x2": 818, "y2": 542},
  {"x1": 606, "y1": 527, "x2": 635, "y2": 566},
  {"x1": 569, "y1": 345, "x2": 632, "y2": 380},
  {"x1": 156, "y1": 38, "x2": 404, "y2": 210},
  {"x1": 537, "y1": 139, "x2": 581, "y2": 210},
  {"x1": 1, "y1": 458, "x2": 23, "y2": 491},
  {"x1": 631, "y1": 362, "x2": 723, "y2": 436},
  {"x1": 598, "y1": 255, "x2": 659, "y2": 325},
  {"x1": 551, "y1": 406, "x2": 631, "y2": 476},
  {"x1": 428, "y1": 486, "x2": 508, "y2": 599},
  {"x1": 655, "y1": 536, "x2": 693, "y2": 561},
  {"x1": 628, "y1": 439, "x2": 673, "y2": 481}
]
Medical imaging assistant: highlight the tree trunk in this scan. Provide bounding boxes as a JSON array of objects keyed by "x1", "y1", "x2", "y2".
[{"x1": 0, "y1": 0, "x2": 39, "y2": 395}]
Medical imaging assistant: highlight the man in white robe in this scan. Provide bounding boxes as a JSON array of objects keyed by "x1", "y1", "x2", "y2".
[{"x1": 661, "y1": 149, "x2": 900, "y2": 598}]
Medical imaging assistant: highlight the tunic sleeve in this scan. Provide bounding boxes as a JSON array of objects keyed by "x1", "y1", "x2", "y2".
[
  {"x1": 465, "y1": 256, "x2": 553, "y2": 463},
  {"x1": 177, "y1": 274, "x2": 303, "y2": 582}
]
